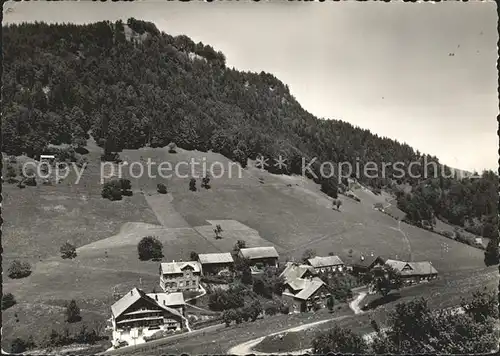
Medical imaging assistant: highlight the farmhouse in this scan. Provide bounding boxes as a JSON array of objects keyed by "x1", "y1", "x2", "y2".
[
  {"x1": 159, "y1": 261, "x2": 202, "y2": 292},
  {"x1": 282, "y1": 278, "x2": 330, "y2": 313},
  {"x1": 146, "y1": 292, "x2": 186, "y2": 316},
  {"x1": 306, "y1": 255, "x2": 345, "y2": 274},
  {"x1": 238, "y1": 246, "x2": 279, "y2": 273},
  {"x1": 384, "y1": 259, "x2": 438, "y2": 284},
  {"x1": 280, "y1": 262, "x2": 318, "y2": 282},
  {"x1": 344, "y1": 253, "x2": 385, "y2": 275},
  {"x1": 197, "y1": 252, "x2": 234, "y2": 276},
  {"x1": 110, "y1": 288, "x2": 185, "y2": 347}
]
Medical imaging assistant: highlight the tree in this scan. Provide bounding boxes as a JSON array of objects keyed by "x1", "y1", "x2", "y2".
[
  {"x1": 326, "y1": 295, "x2": 335, "y2": 313},
  {"x1": 60, "y1": 242, "x2": 77, "y2": 259},
  {"x1": 312, "y1": 325, "x2": 368, "y2": 354},
  {"x1": 101, "y1": 180, "x2": 123, "y2": 201},
  {"x1": 157, "y1": 183, "x2": 167, "y2": 194},
  {"x1": 137, "y1": 236, "x2": 164, "y2": 261},
  {"x1": 208, "y1": 288, "x2": 245, "y2": 311},
  {"x1": 370, "y1": 265, "x2": 402, "y2": 298},
  {"x1": 189, "y1": 177, "x2": 197, "y2": 191},
  {"x1": 460, "y1": 288, "x2": 498, "y2": 323},
  {"x1": 66, "y1": 299, "x2": 81, "y2": 323},
  {"x1": 372, "y1": 295, "x2": 498, "y2": 354},
  {"x1": 201, "y1": 174, "x2": 211, "y2": 189},
  {"x1": 2, "y1": 293, "x2": 17, "y2": 311},
  {"x1": 233, "y1": 240, "x2": 246, "y2": 253},
  {"x1": 301, "y1": 248, "x2": 316, "y2": 263},
  {"x1": 7, "y1": 260, "x2": 32, "y2": 279},
  {"x1": 190, "y1": 251, "x2": 199, "y2": 261},
  {"x1": 222, "y1": 309, "x2": 235, "y2": 327},
  {"x1": 484, "y1": 237, "x2": 499, "y2": 266}
]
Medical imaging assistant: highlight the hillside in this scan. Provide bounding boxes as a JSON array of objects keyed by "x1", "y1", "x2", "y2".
[
  {"x1": 2, "y1": 19, "x2": 497, "y2": 240},
  {"x1": 1, "y1": 18, "x2": 498, "y2": 352}
]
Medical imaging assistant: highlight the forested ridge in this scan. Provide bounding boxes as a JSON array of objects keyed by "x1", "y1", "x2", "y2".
[{"x1": 2, "y1": 19, "x2": 498, "y2": 243}]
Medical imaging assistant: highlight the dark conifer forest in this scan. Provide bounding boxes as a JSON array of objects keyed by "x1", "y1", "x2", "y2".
[{"x1": 2, "y1": 19, "x2": 497, "y2": 240}]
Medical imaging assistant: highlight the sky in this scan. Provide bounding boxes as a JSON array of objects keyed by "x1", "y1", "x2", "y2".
[{"x1": 4, "y1": 0, "x2": 498, "y2": 172}]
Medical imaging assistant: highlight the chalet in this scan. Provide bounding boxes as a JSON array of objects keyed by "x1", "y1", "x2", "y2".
[
  {"x1": 110, "y1": 288, "x2": 184, "y2": 347},
  {"x1": 280, "y1": 262, "x2": 331, "y2": 313},
  {"x1": 306, "y1": 255, "x2": 345, "y2": 274},
  {"x1": 384, "y1": 259, "x2": 438, "y2": 285},
  {"x1": 238, "y1": 246, "x2": 279, "y2": 273},
  {"x1": 159, "y1": 261, "x2": 201, "y2": 292},
  {"x1": 197, "y1": 253, "x2": 234, "y2": 276},
  {"x1": 282, "y1": 278, "x2": 330, "y2": 313},
  {"x1": 344, "y1": 253, "x2": 385, "y2": 275},
  {"x1": 280, "y1": 262, "x2": 318, "y2": 282},
  {"x1": 146, "y1": 292, "x2": 186, "y2": 316}
]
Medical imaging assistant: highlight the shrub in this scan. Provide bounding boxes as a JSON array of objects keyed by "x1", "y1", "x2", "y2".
[
  {"x1": 265, "y1": 305, "x2": 278, "y2": 316},
  {"x1": 9, "y1": 337, "x2": 35, "y2": 354},
  {"x1": 60, "y1": 242, "x2": 77, "y2": 259},
  {"x1": 24, "y1": 176, "x2": 37, "y2": 186},
  {"x1": 6, "y1": 163, "x2": 17, "y2": 183},
  {"x1": 167, "y1": 142, "x2": 177, "y2": 153},
  {"x1": 280, "y1": 304, "x2": 290, "y2": 314},
  {"x1": 102, "y1": 180, "x2": 123, "y2": 201},
  {"x1": 157, "y1": 183, "x2": 167, "y2": 194},
  {"x1": 2, "y1": 293, "x2": 17, "y2": 311},
  {"x1": 137, "y1": 236, "x2": 164, "y2": 261},
  {"x1": 189, "y1": 177, "x2": 197, "y2": 191},
  {"x1": 8, "y1": 260, "x2": 32, "y2": 279},
  {"x1": 66, "y1": 299, "x2": 82, "y2": 323},
  {"x1": 201, "y1": 174, "x2": 211, "y2": 189}
]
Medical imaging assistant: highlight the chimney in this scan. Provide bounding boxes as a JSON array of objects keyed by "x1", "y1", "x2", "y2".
[
  {"x1": 130, "y1": 290, "x2": 133, "y2": 296},
  {"x1": 172, "y1": 260, "x2": 175, "y2": 263},
  {"x1": 360, "y1": 255, "x2": 365, "y2": 261},
  {"x1": 155, "y1": 295, "x2": 158, "y2": 301},
  {"x1": 163, "y1": 300, "x2": 166, "y2": 305},
  {"x1": 370, "y1": 252, "x2": 374, "y2": 257}
]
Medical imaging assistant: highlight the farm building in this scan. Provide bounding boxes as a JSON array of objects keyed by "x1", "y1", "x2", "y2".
[
  {"x1": 344, "y1": 253, "x2": 385, "y2": 275},
  {"x1": 197, "y1": 252, "x2": 234, "y2": 276},
  {"x1": 238, "y1": 246, "x2": 279, "y2": 273},
  {"x1": 110, "y1": 288, "x2": 185, "y2": 347},
  {"x1": 280, "y1": 262, "x2": 318, "y2": 282},
  {"x1": 159, "y1": 261, "x2": 202, "y2": 292},
  {"x1": 384, "y1": 259, "x2": 438, "y2": 284},
  {"x1": 282, "y1": 278, "x2": 330, "y2": 313},
  {"x1": 306, "y1": 255, "x2": 345, "y2": 274},
  {"x1": 146, "y1": 292, "x2": 186, "y2": 316}
]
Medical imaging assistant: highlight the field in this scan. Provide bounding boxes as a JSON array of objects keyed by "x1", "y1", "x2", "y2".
[{"x1": 1, "y1": 143, "x2": 495, "y2": 351}]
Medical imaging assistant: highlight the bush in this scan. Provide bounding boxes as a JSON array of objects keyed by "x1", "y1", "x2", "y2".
[
  {"x1": 189, "y1": 177, "x2": 197, "y2": 191},
  {"x1": 101, "y1": 180, "x2": 123, "y2": 201},
  {"x1": 157, "y1": 183, "x2": 168, "y2": 194},
  {"x1": 24, "y1": 176, "x2": 37, "y2": 186},
  {"x1": 8, "y1": 260, "x2": 32, "y2": 279},
  {"x1": 137, "y1": 236, "x2": 164, "y2": 261},
  {"x1": 208, "y1": 288, "x2": 245, "y2": 311},
  {"x1": 265, "y1": 305, "x2": 278, "y2": 316},
  {"x1": 9, "y1": 337, "x2": 35, "y2": 354},
  {"x1": 167, "y1": 142, "x2": 177, "y2": 153},
  {"x1": 60, "y1": 242, "x2": 77, "y2": 259},
  {"x1": 201, "y1": 174, "x2": 211, "y2": 189},
  {"x1": 66, "y1": 299, "x2": 81, "y2": 323},
  {"x1": 2, "y1": 293, "x2": 17, "y2": 311},
  {"x1": 280, "y1": 304, "x2": 290, "y2": 314}
]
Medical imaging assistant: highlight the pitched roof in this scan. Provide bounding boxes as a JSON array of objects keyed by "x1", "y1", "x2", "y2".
[
  {"x1": 385, "y1": 259, "x2": 438, "y2": 276},
  {"x1": 344, "y1": 252, "x2": 384, "y2": 268},
  {"x1": 307, "y1": 255, "x2": 344, "y2": 268},
  {"x1": 160, "y1": 261, "x2": 201, "y2": 275},
  {"x1": 111, "y1": 288, "x2": 183, "y2": 319},
  {"x1": 198, "y1": 253, "x2": 234, "y2": 265},
  {"x1": 405, "y1": 261, "x2": 438, "y2": 276},
  {"x1": 239, "y1": 246, "x2": 279, "y2": 260},
  {"x1": 280, "y1": 262, "x2": 317, "y2": 282},
  {"x1": 146, "y1": 292, "x2": 185, "y2": 307},
  {"x1": 284, "y1": 279, "x2": 326, "y2": 301}
]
